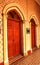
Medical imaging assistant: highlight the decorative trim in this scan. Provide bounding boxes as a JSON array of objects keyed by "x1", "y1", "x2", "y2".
[{"x1": 3, "y1": 3, "x2": 25, "y2": 21}]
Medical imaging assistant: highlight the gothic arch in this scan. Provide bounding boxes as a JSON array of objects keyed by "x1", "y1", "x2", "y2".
[
  {"x1": 29, "y1": 15, "x2": 39, "y2": 50},
  {"x1": 3, "y1": 3, "x2": 24, "y2": 20},
  {"x1": 29, "y1": 15, "x2": 39, "y2": 25},
  {"x1": 3, "y1": 3, "x2": 25, "y2": 65}
]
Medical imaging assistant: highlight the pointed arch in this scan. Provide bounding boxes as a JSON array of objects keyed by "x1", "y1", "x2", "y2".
[
  {"x1": 29, "y1": 15, "x2": 39, "y2": 51},
  {"x1": 3, "y1": 3, "x2": 25, "y2": 65},
  {"x1": 29, "y1": 15, "x2": 39, "y2": 25},
  {"x1": 3, "y1": 3, "x2": 24, "y2": 20}
]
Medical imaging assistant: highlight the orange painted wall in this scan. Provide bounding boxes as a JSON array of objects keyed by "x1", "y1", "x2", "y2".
[{"x1": 28, "y1": 0, "x2": 40, "y2": 21}]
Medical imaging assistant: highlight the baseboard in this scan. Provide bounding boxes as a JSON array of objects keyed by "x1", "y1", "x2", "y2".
[{"x1": 27, "y1": 50, "x2": 32, "y2": 55}]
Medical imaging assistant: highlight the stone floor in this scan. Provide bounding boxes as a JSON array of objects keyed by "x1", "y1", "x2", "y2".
[{"x1": 9, "y1": 48, "x2": 40, "y2": 65}]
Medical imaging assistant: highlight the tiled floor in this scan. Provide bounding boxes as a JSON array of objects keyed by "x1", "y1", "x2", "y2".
[
  {"x1": 9, "y1": 48, "x2": 40, "y2": 65},
  {"x1": 9, "y1": 55, "x2": 23, "y2": 65}
]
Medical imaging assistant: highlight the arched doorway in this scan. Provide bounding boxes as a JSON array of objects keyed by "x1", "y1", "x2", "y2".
[
  {"x1": 7, "y1": 10, "x2": 23, "y2": 59},
  {"x1": 30, "y1": 19, "x2": 36, "y2": 49},
  {"x1": 3, "y1": 3, "x2": 25, "y2": 65}
]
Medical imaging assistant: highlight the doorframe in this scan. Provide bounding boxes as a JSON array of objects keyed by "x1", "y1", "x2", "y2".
[
  {"x1": 29, "y1": 15, "x2": 39, "y2": 52},
  {"x1": 3, "y1": 3, "x2": 26, "y2": 65}
]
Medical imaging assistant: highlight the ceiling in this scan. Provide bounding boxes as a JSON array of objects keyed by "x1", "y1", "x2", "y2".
[{"x1": 35, "y1": 0, "x2": 40, "y2": 6}]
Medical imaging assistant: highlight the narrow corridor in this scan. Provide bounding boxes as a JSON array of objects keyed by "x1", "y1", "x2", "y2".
[{"x1": 10, "y1": 48, "x2": 40, "y2": 65}]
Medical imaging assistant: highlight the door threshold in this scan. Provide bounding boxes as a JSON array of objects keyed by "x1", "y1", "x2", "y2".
[{"x1": 9, "y1": 54, "x2": 23, "y2": 65}]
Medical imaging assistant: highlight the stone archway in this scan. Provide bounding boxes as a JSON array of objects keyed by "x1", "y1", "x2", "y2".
[
  {"x1": 29, "y1": 15, "x2": 39, "y2": 51},
  {"x1": 3, "y1": 3, "x2": 25, "y2": 65},
  {"x1": 30, "y1": 18, "x2": 36, "y2": 49}
]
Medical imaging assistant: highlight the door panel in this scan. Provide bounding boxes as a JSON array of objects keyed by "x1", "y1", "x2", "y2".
[{"x1": 7, "y1": 19, "x2": 13, "y2": 58}]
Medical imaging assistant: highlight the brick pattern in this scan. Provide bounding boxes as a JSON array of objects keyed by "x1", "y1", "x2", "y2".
[
  {"x1": 11, "y1": 49, "x2": 40, "y2": 65},
  {"x1": 0, "y1": 20, "x2": 3, "y2": 63}
]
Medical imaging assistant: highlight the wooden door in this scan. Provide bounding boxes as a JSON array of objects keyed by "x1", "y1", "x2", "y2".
[
  {"x1": 7, "y1": 18, "x2": 21, "y2": 58},
  {"x1": 31, "y1": 22, "x2": 36, "y2": 49},
  {"x1": 7, "y1": 19, "x2": 13, "y2": 58}
]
